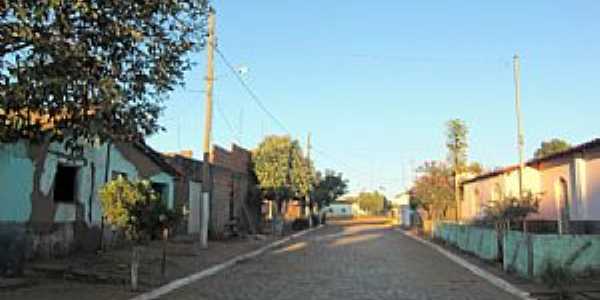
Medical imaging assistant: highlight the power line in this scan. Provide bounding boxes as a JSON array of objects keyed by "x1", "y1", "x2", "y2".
[
  {"x1": 215, "y1": 46, "x2": 398, "y2": 188},
  {"x1": 214, "y1": 99, "x2": 240, "y2": 144},
  {"x1": 215, "y1": 46, "x2": 290, "y2": 133}
]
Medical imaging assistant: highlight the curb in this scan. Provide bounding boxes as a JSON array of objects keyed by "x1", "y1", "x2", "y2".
[
  {"x1": 396, "y1": 229, "x2": 536, "y2": 300},
  {"x1": 130, "y1": 225, "x2": 323, "y2": 300}
]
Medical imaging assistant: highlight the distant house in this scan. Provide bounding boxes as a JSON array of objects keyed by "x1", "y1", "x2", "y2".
[
  {"x1": 391, "y1": 192, "x2": 412, "y2": 227},
  {"x1": 0, "y1": 139, "x2": 180, "y2": 276},
  {"x1": 461, "y1": 138, "x2": 600, "y2": 233},
  {"x1": 322, "y1": 201, "x2": 366, "y2": 218}
]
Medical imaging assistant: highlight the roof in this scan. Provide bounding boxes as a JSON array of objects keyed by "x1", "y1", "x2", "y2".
[
  {"x1": 529, "y1": 138, "x2": 600, "y2": 165},
  {"x1": 462, "y1": 138, "x2": 600, "y2": 185},
  {"x1": 132, "y1": 141, "x2": 183, "y2": 178},
  {"x1": 461, "y1": 165, "x2": 520, "y2": 185}
]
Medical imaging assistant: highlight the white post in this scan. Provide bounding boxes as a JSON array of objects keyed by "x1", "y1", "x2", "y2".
[{"x1": 199, "y1": 192, "x2": 209, "y2": 249}]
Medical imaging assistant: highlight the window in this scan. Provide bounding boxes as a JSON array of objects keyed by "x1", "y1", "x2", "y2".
[
  {"x1": 152, "y1": 182, "x2": 168, "y2": 203},
  {"x1": 53, "y1": 165, "x2": 78, "y2": 203},
  {"x1": 492, "y1": 183, "x2": 503, "y2": 202},
  {"x1": 473, "y1": 188, "x2": 481, "y2": 216},
  {"x1": 341, "y1": 208, "x2": 347, "y2": 213}
]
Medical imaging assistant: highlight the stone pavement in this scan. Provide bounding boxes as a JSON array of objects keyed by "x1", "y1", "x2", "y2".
[{"x1": 161, "y1": 219, "x2": 520, "y2": 300}]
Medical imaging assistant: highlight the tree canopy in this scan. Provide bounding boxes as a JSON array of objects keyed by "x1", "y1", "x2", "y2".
[
  {"x1": 446, "y1": 119, "x2": 468, "y2": 172},
  {"x1": 355, "y1": 191, "x2": 386, "y2": 214},
  {"x1": 1, "y1": 0, "x2": 209, "y2": 146},
  {"x1": 534, "y1": 138, "x2": 571, "y2": 159},
  {"x1": 252, "y1": 135, "x2": 315, "y2": 204},
  {"x1": 312, "y1": 170, "x2": 348, "y2": 208},
  {"x1": 410, "y1": 161, "x2": 454, "y2": 220}
]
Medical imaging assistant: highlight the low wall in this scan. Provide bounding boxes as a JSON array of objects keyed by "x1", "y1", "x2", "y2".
[
  {"x1": 436, "y1": 224, "x2": 600, "y2": 279},
  {"x1": 503, "y1": 231, "x2": 531, "y2": 277},
  {"x1": 434, "y1": 222, "x2": 499, "y2": 261},
  {"x1": 505, "y1": 231, "x2": 600, "y2": 278}
]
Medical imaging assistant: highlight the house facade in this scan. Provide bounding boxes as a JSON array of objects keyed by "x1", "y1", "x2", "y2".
[
  {"x1": 461, "y1": 138, "x2": 600, "y2": 233},
  {"x1": 165, "y1": 144, "x2": 260, "y2": 238},
  {"x1": 0, "y1": 139, "x2": 179, "y2": 276}
]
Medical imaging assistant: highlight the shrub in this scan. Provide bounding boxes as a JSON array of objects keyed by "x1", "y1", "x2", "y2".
[
  {"x1": 311, "y1": 213, "x2": 321, "y2": 226},
  {"x1": 291, "y1": 218, "x2": 310, "y2": 231},
  {"x1": 99, "y1": 177, "x2": 180, "y2": 242},
  {"x1": 541, "y1": 259, "x2": 575, "y2": 300}
]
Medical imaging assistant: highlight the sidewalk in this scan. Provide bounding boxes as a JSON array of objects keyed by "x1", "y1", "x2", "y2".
[{"x1": 0, "y1": 234, "x2": 280, "y2": 300}]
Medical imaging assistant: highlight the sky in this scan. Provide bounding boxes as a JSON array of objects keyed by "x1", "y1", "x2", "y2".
[{"x1": 148, "y1": 1, "x2": 600, "y2": 198}]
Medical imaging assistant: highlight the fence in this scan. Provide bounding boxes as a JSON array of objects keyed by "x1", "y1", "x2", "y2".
[
  {"x1": 434, "y1": 222, "x2": 499, "y2": 261},
  {"x1": 434, "y1": 223, "x2": 600, "y2": 279},
  {"x1": 504, "y1": 231, "x2": 600, "y2": 278}
]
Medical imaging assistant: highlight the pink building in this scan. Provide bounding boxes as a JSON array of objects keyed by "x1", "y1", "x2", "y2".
[{"x1": 461, "y1": 139, "x2": 600, "y2": 233}]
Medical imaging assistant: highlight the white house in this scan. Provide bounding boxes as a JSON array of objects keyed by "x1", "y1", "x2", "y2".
[{"x1": 322, "y1": 202, "x2": 366, "y2": 218}]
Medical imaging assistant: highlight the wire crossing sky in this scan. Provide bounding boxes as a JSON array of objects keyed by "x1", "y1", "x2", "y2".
[{"x1": 148, "y1": 1, "x2": 600, "y2": 197}]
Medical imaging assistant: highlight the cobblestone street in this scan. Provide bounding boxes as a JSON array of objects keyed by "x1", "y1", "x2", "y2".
[{"x1": 161, "y1": 219, "x2": 519, "y2": 300}]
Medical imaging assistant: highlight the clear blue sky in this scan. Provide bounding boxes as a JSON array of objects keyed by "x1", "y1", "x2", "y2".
[{"x1": 148, "y1": 1, "x2": 600, "y2": 198}]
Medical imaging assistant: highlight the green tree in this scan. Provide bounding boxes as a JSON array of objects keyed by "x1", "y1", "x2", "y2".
[
  {"x1": 252, "y1": 135, "x2": 315, "y2": 213},
  {"x1": 1, "y1": 1, "x2": 209, "y2": 147},
  {"x1": 312, "y1": 170, "x2": 348, "y2": 208},
  {"x1": 99, "y1": 177, "x2": 178, "y2": 241},
  {"x1": 411, "y1": 161, "x2": 454, "y2": 221},
  {"x1": 446, "y1": 119, "x2": 469, "y2": 172},
  {"x1": 446, "y1": 119, "x2": 469, "y2": 220},
  {"x1": 534, "y1": 138, "x2": 571, "y2": 159},
  {"x1": 356, "y1": 191, "x2": 386, "y2": 214},
  {"x1": 99, "y1": 176, "x2": 179, "y2": 290}
]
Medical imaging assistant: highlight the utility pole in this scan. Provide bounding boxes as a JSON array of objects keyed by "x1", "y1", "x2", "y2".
[
  {"x1": 513, "y1": 53, "x2": 525, "y2": 200},
  {"x1": 200, "y1": 7, "x2": 216, "y2": 249},
  {"x1": 203, "y1": 8, "x2": 216, "y2": 155},
  {"x1": 306, "y1": 133, "x2": 313, "y2": 226},
  {"x1": 454, "y1": 144, "x2": 460, "y2": 222}
]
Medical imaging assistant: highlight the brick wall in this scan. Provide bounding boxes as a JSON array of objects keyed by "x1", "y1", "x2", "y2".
[
  {"x1": 163, "y1": 145, "x2": 259, "y2": 238},
  {"x1": 208, "y1": 144, "x2": 258, "y2": 238}
]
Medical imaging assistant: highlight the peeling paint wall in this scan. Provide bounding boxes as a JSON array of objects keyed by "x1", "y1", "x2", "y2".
[
  {"x1": 0, "y1": 142, "x2": 34, "y2": 222},
  {"x1": 1, "y1": 140, "x2": 178, "y2": 274}
]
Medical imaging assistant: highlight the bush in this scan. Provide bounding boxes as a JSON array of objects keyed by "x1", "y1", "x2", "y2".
[
  {"x1": 311, "y1": 213, "x2": 321, "y2": 226},
  {"x1": 99, "y1": 177, "x2": 180, "y2": 242},
  {"x1": 291, "y1": 218, "x2": 310, "y2": 231},
  {"x1": 541, "y1": 259, "x2": 575, "y2": 300}
]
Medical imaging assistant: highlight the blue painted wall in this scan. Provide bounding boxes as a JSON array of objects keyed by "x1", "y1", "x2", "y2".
[{"x1": 0, "y1": 142, "x2": 34, "y2": 222}]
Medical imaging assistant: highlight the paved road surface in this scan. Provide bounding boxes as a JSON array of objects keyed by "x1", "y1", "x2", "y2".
[{"x1": 161, "y1": 219, "x2": 518, "y2": 300}]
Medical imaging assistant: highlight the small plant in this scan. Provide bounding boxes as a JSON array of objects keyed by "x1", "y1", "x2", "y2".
[
  {"x1": 541, "y1": 259, "x2": 575, "y2": 300},
  {"x1": 291, "y1": 218, "x2": 310, "y2": 231},
  {"x1": 310, "y1": 213, "x2": 321, "y2": 226}
]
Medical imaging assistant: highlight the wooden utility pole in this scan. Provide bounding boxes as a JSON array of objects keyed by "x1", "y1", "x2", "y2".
[
  {"x1": 305, "y1": 133, "x2": 312, "y2": 226},
  {"x1": 200, "y1": 7, "x2": 216, "y2": 249},
  {"x1": 513, "y1": 53, "x2": 525, "y2": 200},
  {"x1": 203, "y1": 8, "x2": 216, "y2": 155},
  {"x1": 454, "y1": 147, "x2": 460, "y2": 222}
]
